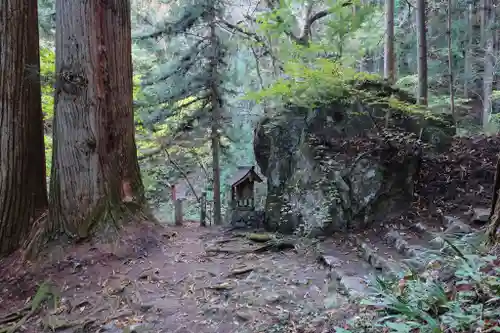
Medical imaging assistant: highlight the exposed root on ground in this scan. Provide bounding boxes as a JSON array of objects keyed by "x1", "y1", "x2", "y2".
[
  {"x1": 0, "y1": 306, "x2": 30, "y2": 327},
  {"x1": 22, "y1": 210, "x2": 49, "y2": 261},
  {"x1": 20, "y1": 201, "x2": 161, "y2": 263},
  {"x1": 0, "y1": 223, "x2": 351, "y2": 333},
  {"x1": 0, "y1": 282, "x2": 55, "y2": 333},
  {"x1": 0, "y1": 263, "x2": 162, "y2": 332},
  {"x1": 205, "y1": 235, "x2": 296, "y2": 255}
]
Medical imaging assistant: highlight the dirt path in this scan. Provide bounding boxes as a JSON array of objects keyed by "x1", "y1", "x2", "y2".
[
  {"x1": 0, "y1": 222, "x2": 355, "y2": 333},
  {"x1": 1, "y1": 207, "x2": 487, "y2": 333}
]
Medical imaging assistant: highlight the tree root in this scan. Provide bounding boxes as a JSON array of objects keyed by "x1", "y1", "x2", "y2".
[
  {"x1": 21, "y1": 210, "x2": 49, "y2": 261},
  {"x1": 213, "y1": 238, "x2": 235, "y2": 245},
  {"x1": 487, "y1": 155, "x2": 500, "y2": 244},
  {"x1": 1, "y1": 307, "x2": 38, "y2": 333},
  {"x1": 205, "y1": 239, "x2": 296, "y2": 255},
  {"x1": 246, "y1": 233, "x2": 273, "y2": 242},
  {"x1": 253, "y1": 240, "x2": 296, "y2": 252},
  {"x1": 42, "y1": 316, "x2": 95, "y2": 332},
  {"x1": 0, "y1": 282, "x2": 56, "y2": 333},
  {"x1": 228, "y1": 266, "x2": 254, "y2": 277},
  {"x1": 0, "y1": 306, "x2": 30, "y2": 326},
  {"x1": 0, "y1": 280, "x2": 146, "y2": 333},
  {"x1": 42, "y1": 303, "x2": 118, "y2": 332}
]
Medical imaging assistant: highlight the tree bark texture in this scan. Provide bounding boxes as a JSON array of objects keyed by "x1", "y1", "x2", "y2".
[
  {"x1": 463, "y1": 3, "x2": 473, "y2": 98},
  {"x1": 103, "y1": 0, "x2": 145, "y2": 204},
  {"x1": 446, "y1": 0, "x2": 456, "y2": 125},
  {"x1": 209, "y1": 6, "x2": 222, "y2": 226},
  {"x1": 416, "y1": 0, "x2": 428, "y2": 105},
  {"x1": 383, "y1": 0, "x2": 395, "y2": 83},
  {"x1": 50, "y1": 0, "x2": 145, "y2": 239},
  {"x1": 481, "y1": 1, "x2": 494, "y2": 128},
  {"x1": 488, "y1": 155, "x2": 500, "y2": 243},
  {"x1": 0, "y1": 0, "x2": 48, "y2": 255}
]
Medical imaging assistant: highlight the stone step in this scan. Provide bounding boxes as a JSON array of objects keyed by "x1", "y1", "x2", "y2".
[
  {"x1": 350, "y1": 233, "x2": 408, "y2": 280},
  {"x1": 470, "y1": 207, "x2": 490, "y2": 226},
  {"x1": 407, "y1": 215, "x2": 481, "y2": 252},
  {"x1": 384, "y1": 228, "x2": 428, "y2": 257},
  {"x1": 318, "y1": 239, "x2": 378, "y2": 300},
  {"x1": 327, "y1": 263, "x2": 373, "y2": 300},
  {"x1": 392, "y1": 216, "x2": 484, "y2": 267},
  {"x1": 319, "y1": 209, "x2": 488, "y2": 301},
  {"x1": 441, "y1": 215, "x2": 486, "y2": 253},
  {"x1": 408, "y1": 221, "x2": 445, "y2": 249},
  {"x1": 443, "y1": 215, "x2": 476, "y2": 235},
  {"x1": 383, "y1": 227, "x2": 442, "y2": 272}
]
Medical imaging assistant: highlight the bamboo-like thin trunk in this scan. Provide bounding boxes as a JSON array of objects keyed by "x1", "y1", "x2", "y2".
[
  {"x1": 416, "y1": 0, "x2": 428, "y2": 105},
  {"x1": 209, "y1": 2, "x2": 222, "y2": 226},
  {"x1": 447, "y1": 0, "x2": 456, "y2": 126}
]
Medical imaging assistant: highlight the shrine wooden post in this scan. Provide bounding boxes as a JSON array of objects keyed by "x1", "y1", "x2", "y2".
[
  {"x1": 200, "y1": 191, "x2": 207, "y2": 227},
  {"x1": 172, "y1": 185, "x2": 183, "y2": 226}
]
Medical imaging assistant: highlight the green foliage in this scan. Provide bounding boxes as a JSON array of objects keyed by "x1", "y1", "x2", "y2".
[
  {"x1": 492, "y1": 90, "x2": 500, "y2": 101},
  {"x1": 40, "y1": 45, "x2": 55, "y2": 178},
  {"x1": 44, "y1": 135, "x2": 53, "y2": 178},
  {"x1": 336, "y1": 237, "x2": 500, "y2": 333},
  {"x1": 323, "y1": 1, "x2": 375, "y2": 57},
  {"x1": 244, "y1": 56, "x2": 438, "y2": 123},
  {"x1": 245, "y1": 58, "x2": 347, "y2": 106},
  {"x1": 137, "y1": 0, "x2": 228, "y2": 126},
  {"x1": 243, "y1": 1, "x2": 441, "y2": 123},
  {"x1": 36, "y1": 0, "x2": 488, "y2": 207},
  {"x1": 396, "y1": 74, "x2": 471, "y2": 117},
  {"x1": 40, "y1": 46, "x2": 55, "y2": 122}
]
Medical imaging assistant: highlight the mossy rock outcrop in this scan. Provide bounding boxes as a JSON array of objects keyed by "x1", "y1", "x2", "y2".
[{"x1": 254, "y1": 79, "x2": 454, "y2": 235}]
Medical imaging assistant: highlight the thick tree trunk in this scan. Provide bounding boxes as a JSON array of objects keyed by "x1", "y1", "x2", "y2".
[
  {"x1": 0, "y1": 0, "x2": 48, "y2": 256},
  {"x1": 103, "y1": 0, "x2": 145, "y2": 204},
  {"x1": 49, "y1": 0, "x2": 145, "y2": 239}
]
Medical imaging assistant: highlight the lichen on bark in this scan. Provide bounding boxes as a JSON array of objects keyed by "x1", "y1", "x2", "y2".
[{"x1": 46, "y1": 0, "x2": 149, "y2": 241}]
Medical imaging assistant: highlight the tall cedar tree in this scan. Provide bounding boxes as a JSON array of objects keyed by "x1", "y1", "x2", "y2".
[
  {"x1": 139, "y1": 0, "x2": 228, "y2": 225},
  {"x1": 49, "y1": 0, "x2": 146, "y2": 239},
  {"x1": 416, "y1": 0, "x2": 428, "y2": 105},
  {"x1": 0, "y1": 0, "x2": 48, "y2": 256}
]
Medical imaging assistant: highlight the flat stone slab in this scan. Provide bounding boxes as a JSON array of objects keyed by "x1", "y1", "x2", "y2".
[{"x1": 472, "y1": 207, "x2": 489, "y2": 223}]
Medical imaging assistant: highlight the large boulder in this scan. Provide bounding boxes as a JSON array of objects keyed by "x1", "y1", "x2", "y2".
[{"x1": 254, "y1": 80, "x2": 454, "y2": 235}]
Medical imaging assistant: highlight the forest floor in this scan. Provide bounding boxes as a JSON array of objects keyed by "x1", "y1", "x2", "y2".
[
  {"x1": 0, "y1": 221, "x2": 358, "y2": 333},
  {"x1": 1, "y1": 135, "x2": 499, "y2": 333}
]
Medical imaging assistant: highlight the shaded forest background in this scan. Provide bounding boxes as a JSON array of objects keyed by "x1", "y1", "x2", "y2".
[
  {"x1": 35, "y1": 0, "x2": 499, "y2": 221},
  {"x1": 1, "y1": 0, "x2": 500, "y2": 332}
]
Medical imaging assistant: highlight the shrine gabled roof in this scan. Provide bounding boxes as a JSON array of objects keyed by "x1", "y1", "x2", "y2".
[{"x1": 229, "y1": 166, "x2": 263, "y2": 187}]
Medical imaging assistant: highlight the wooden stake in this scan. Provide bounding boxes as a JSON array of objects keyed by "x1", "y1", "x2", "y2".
[
  {"x1": 174, "y1": 199, "x2": 183, "y2": 226},
  {"x1": 200, "y1": 191, "x2": 207, "y2": 227}
]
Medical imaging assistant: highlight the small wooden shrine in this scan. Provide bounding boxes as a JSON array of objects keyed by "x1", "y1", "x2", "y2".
[{"x1": 229, "y1": 166, "x2": 263, "y2": 210}]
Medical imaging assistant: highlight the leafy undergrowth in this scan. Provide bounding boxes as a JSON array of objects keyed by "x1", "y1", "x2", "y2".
[{"x1": 336, "y1": 236, "x2": 500, "y2": 333}]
